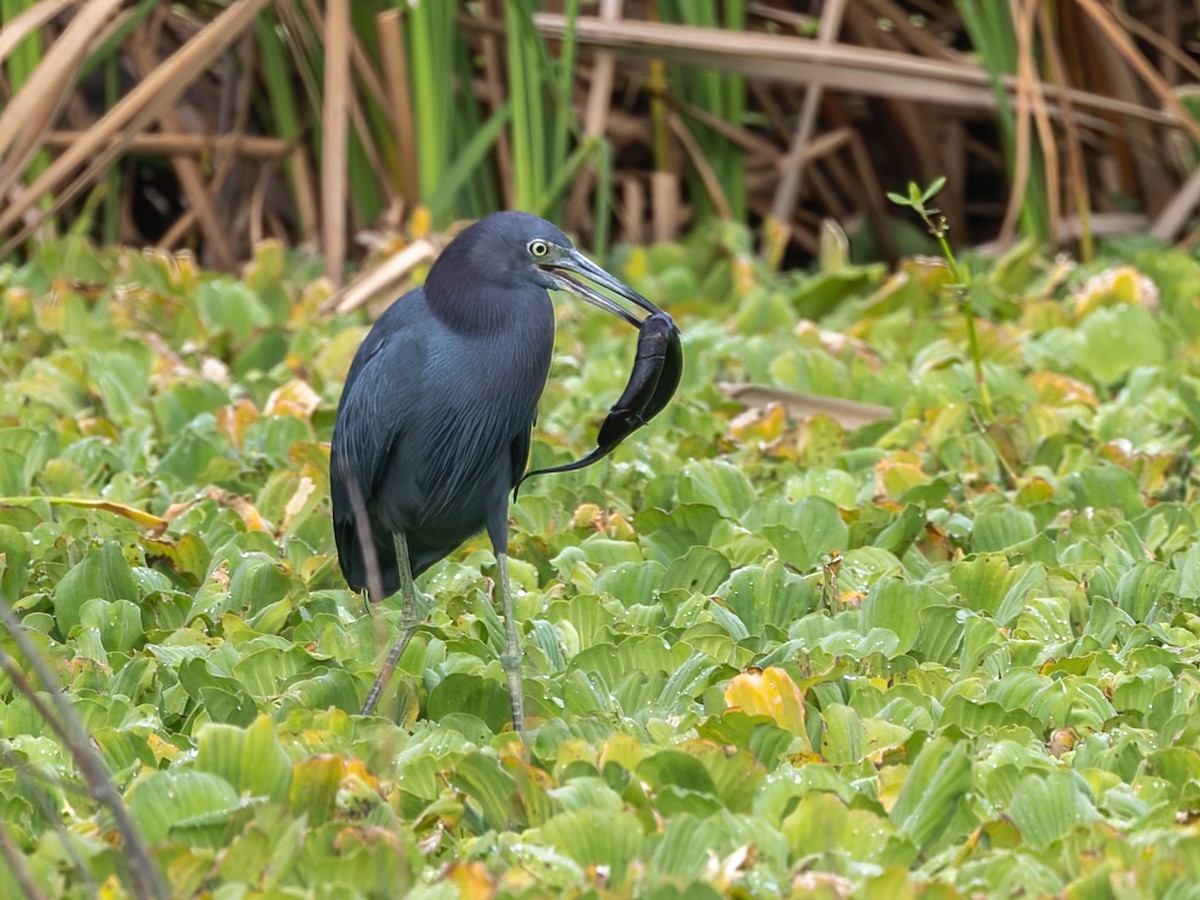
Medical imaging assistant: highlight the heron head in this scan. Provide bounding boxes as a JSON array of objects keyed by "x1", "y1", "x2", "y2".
[
  {"x1": 525, "y1": 222, "x2": 665, "y2": 327},
  {"x1": 432, "y1": 212, "x2": 664, "y2": 327}
]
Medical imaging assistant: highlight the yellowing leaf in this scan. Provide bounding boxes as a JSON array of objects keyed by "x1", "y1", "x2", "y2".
[
  {"x1": 1098, "y1": 439, "x2": 1135, "y2": 468},
  {"x1": 265, "y1": 378, "x2": 320, "y2": 420},
  {"x1": 217, "y1": 397, "x2": 260, "y2": 448},
  {"x1": 35, "y1": 294, "x2": 65, "y2": 333},
  {"x1": 143, "y1": 533, "x2": 211, "y2": 579},
  {"x1": 728, "y1": 402, "x2": 787, "y2": 445},
  {"x1": 604, "y1": 511, "x2": 635, "y2": 540},
  {"x1": 874, "y1": 452, "x2": 929, "y2": 501},
  {"x1": 1074, "y1": 265, "x2": 1160, "y2": 316},
  {"x1": 281, "y1": 476, "x2": 317, "y2": 531},
  {"x1": 839, "y1": 589, "x2": 865, "y2": 608},
  {"x1": 341, "y1": 757, "x2": 380, "y2": 791},
  {"x1": 147, "y1": 733, "x2": 182, "y2": 764},
  {"x1": 202, "y1": 487, "x2": 271, "y2": 532},
  {"x1": 52, "y1": 279, "x2": 107, "y2": 300},
  {"x1": 599, "y1": 732, "x2": 645, "y2": 773},
  {"x1": 570, "y1": 502, "x2": 603, "y2": 531},
  {"x1": 445, "y1": 860, "x2": 494, "y2": 899},
  {"x1": 3, "y1": 287, "x2": 33, "y2": 320},
  {"x1": 723, "y1": 667, "x2": 807, "y2": 738},
  {"x1": 1027, "y1": 371, "x2": 1098, "y2": 406},
  {"x1": 1049, "y1": 727, "x2": 1077, "y2": 758},
  {"x1": 875, "y1": 764, "x2": 909, "y2": 813},
  {"x1": 409, "y1": 205, "x2": 432, "y2": 239},
  {"x1": 732, "y1": 254, "x2": 756, "y2": 295},
  {"x1": 79, "y1": 416, "x2": 119, "y2": 439},
  {"x1": 1, "y1": 496, "x2": 166, "y2": 530},
  {"x1": 1015, "y1": 477, "x2": 1055, "y2": 506}
]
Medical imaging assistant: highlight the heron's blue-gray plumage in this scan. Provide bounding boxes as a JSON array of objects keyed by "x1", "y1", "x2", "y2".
[
  {"x1": 330, "y1": 211, "x2": 678, "y2": 726},
  {"x1": 331, "y1": 213, "x2": 556, "y2": 595}
]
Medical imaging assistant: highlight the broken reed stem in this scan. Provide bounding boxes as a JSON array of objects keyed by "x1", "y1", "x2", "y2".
[{"x1": 40, "y1": 131, "x2": 294, "y2": 158}]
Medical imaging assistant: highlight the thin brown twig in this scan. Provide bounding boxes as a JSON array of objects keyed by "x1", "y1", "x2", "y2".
[
  {"x1": 288, "y1": 145, "x2": 320, "y2": 244},
  {"x1": 1039, "y1": 1, "x2": 1092, "y2": 260},
  {"x1": 479, "y1": 0, "x2": 515, "y2": 210},
  {"x1": 662, "y1": 92, "x2": 780, "y2": 159},
  {"x1": 1076, "y1": 0, "x2": 1200, "y2": 147},
  {"x1": 846, "y1": 131, "x2": 897, "y2": 262},
  {"x1": 528, "y1": 13, "x2": 1189, "y2": 131},
  {"x1": 0, "y1": 0, "x2": 74, "y2": 67},
  {"x1": 340, "y1": 462, "x2": 385, "y2": 608},
  {"x1": 667, "y1": 112, "x2": 732, "y2": 220},
  {"x1": 301, "y1": 0, "x2": 396, "y2": 219},
  {"x1": 322, "y1": 237, "x2": 436, "y2": 315},
  {"x1": 1151, "y1": 166, "x2": 1200, "y2": 243},
  {"x1": 212, "y1": 32, "x2": 259, "y2": 242},
  {"x1": 860, "y1": 0, "x2": 961, "y2": 62},
  {"x1": 1014, "y1": 0, "x2": 1060, "y2": 241},
  {"x1": 0, "y1": 0, "x2": 123, "y2": 199},
  {"x1": 39, "y1": 131, "x2": 293, "y2": 158},
  {"x1": 567, "y1": 0, "x2": 623, "y2": 228}
]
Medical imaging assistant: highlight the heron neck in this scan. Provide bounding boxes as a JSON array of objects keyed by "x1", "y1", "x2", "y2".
[{"x1": 426, "y1": 272, "x2": 549, "y2": 336}]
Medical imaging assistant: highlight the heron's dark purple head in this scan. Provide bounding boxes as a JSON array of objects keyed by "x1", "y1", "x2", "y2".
[
  {"x1": 425, "y1": 212, "x2": 569, "y2": 295},
  {"x1": 425, "y1": 211, "x2": 663, "y2": 330}
]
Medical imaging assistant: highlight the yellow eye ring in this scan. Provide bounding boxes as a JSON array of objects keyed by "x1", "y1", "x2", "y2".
[{"x1": 528, "y1": 240, "x2": 549, "y2": 258}]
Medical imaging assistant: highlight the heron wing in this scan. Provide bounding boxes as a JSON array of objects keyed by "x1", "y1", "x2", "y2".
[
  {"x1": 330, "y1": 292, "x2": 428, "y2": 594},
  {"x1": 509, "y1": 417, "x2": 534, "y2": 490},
  {"x1": 413, "y1": 383, "x2": 531, "y2": 517},
  {"x1": 334, "y1": 305, "x2": 425, "y2": 499}
]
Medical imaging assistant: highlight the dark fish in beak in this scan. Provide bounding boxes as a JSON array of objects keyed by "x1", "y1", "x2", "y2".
[{"x1": 517, "y1": 311, "x2": 682, "y2": 495}]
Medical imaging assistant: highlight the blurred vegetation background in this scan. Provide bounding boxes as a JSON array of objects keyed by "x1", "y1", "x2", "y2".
[
  {"x1": 0, "y1": 0, "x2": 1198, "y2": 282},
  {"x1": 6, "y1": 5, "x2": 1200, "y2": 896}
]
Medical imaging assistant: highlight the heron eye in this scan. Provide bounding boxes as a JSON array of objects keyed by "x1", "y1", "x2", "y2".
[{"x1": 528, "y1": 239, "x2": 549, "y2": 258}]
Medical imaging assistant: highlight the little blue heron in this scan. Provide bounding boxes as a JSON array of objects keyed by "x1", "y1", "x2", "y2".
[{"x1": 330, "y1": 211, "x2": 668, "y2": 732}]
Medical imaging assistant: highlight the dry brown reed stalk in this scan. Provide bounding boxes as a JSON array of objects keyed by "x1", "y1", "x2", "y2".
[
  {"x1": 0, "y1": 0, "x2": 123, "y2": 199},
  {"x1": 0, "y1": 0, "x2": 73, "y2": 67},
  {"x1": 566, "y1": 0, "x2": 622, "y2": 231},
  {"x1": 1077, "y1": 0, "x2": 1200, "y2": 147},
  {"x1": 766, "y1": 0, "x2": 847, "y2": 269},
  {"x1": 1000, "y1": 0, "x2": 1058, "y2": 245},
  {"x1": 0, "y1": 0, "x2": 272, "y2": 259},
  {"x1": 533, "y1": 13, "x2": 1185, "y2": 126},
  {"x1": 0, "y1": 2, "x2": 1196, "y2": 267},
  {"x1": 128, "y1": 20, "x2": 234, "y2": 269},
  {"x1": 480, "y1": 0, "x2": 515, "y2": 210},
  {"x1": 378, "y1": 9, "x2": 421, "y2": 209},
  {"x1": 1039, "y1": 2, "x2": 1093, "y2": 261},
  {"x1": 321, "y1": 0, "x2": 352, "y2": 287}
]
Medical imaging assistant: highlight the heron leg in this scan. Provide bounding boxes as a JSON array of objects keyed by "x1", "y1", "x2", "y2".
[
  {"x1": 496, "y1": 553, "x2": 525, "y2": 735},
  {"x1": 360, "y1": 532, "x2": 421, "y2": 716}
]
